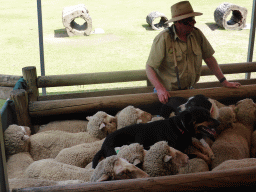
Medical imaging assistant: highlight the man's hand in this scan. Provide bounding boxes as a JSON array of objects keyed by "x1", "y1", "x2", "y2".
[
  {"x1": 221, "y1": 80, "x2": 241, "y2": 88},
  {"x1": 156, "y1": 88, "x2": 171, "y2": 104}
]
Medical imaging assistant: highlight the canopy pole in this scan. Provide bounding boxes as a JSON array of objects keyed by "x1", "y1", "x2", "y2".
[
  {"x1": 37, "y1": 0, "x2": 46, "y2": 95},
  {"x1": 246, "y1": 0, "x2": 256, "y2": 79}
]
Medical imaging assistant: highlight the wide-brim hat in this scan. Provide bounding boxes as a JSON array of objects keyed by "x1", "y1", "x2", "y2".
[{"x1": 165, "y1": 1, "x2": 203, "y2": 24}]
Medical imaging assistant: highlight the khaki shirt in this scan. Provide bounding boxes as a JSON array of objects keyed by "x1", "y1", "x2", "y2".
[{"x1": 146, "y1": 25, "x2": 215, "y2": 90}]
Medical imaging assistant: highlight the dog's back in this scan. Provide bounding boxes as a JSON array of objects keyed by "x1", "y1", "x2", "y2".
[{"x1": 92, "y1": 114, "x2": 194, "y2": 168}]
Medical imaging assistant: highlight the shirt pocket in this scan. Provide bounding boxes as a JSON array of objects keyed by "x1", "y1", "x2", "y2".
[
  {"x1": 192, "y1": 45, "x2": 203, "y2": 75},
  {"x1": 166, "y1": 47, "x2": 183, "y2": 63}
]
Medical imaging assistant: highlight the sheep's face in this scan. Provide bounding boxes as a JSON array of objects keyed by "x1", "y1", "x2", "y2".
[
  {"x1": 115, "y1": 143, "x2": 145, "y2": 166},
  {"x1": 102, "y1": 114, "x2": 117, "y2": 134},
  {"x1": 135, "y1": 108, "x2": 152, "y2": 124},
  {"x1": 113, "y1": 158, "x2": 149, "y2": 180},
  {"x1": 235, "y1": 98, "x2": 256, "y2": 126},
  {"x1": 4, "y1": 125, "x2": 31, "y2": 155},
  {"x1": 167, "y1": 147, "x2": 189, "y2": 168},
  {"x1": 96, "y1": 157, "x2": 149, "y2": 182}
]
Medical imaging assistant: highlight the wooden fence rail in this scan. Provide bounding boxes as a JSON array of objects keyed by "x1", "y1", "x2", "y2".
[
  {"x1": 36, "y1": 62, "x2": 256, "y2": 88},
  {"x1": 0, "y1": 74, "x2": 22, "y2": 100}
]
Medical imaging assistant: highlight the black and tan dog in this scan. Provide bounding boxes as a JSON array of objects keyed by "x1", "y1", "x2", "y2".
[
  {"x1": 160, "y1": 94, "x2": 219, "y2": 120},
  {"x1": 92, "y1": 106, "x2": 220, "y2": 168}
]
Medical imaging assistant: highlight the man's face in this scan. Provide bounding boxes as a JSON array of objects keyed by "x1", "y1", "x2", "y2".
[{"x1": 177, "y1": 17, "x2": 196, "y2": 35}]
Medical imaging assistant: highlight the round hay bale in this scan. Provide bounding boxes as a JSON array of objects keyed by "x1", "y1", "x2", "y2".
[
  {"x1": 62, "y1": 4, "x2": 92, "y2": 36},
  {"x1": 146, "y1": 11, "x2": 169, "y2": 30},
  {"x1": 214, "y1": 3, "x2": 247, "y2": 30}
]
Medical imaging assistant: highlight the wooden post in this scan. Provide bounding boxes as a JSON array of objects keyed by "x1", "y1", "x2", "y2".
[
  {"x1": 0, "y1": 115, "x2": 9, "y2": 192},
  {"x1": 10, "y1": 89, "x2": 32, "y2": 129},
  {"x1": 22, "y1": 66, "x2": 39, "y2": 102}
]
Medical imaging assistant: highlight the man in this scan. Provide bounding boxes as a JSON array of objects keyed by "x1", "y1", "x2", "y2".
[{"x1": 146, "y1": 1, "x2": 241, "y2": 104}]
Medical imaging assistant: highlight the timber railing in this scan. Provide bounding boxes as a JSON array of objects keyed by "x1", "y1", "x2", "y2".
[
  {"x1": 26, "y1": 62, "x2": 256, "y2": 101},
  {"x1": 2, "y1": 62, "x2": 256, "y2": 101},
  {"x1": 0, "y1": 74, "x2": 22, "y2": 100},
  {"x1": 7, "y1": 62, "x2": 256, "y2": 128}
]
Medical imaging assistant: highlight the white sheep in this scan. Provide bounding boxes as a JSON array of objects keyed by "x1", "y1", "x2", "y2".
[
  {"x1": 55, "y1": 139, "x2": 105, "y2": 168},
  {"x1": 8, "y1": 178, "x2": 84, "y2": 191},
  {"x1": 38, "y1": 119, "x2": 88, "y2": 133},
  {"x1": 7, "y1": 152, "x2": 34, "y2": 179},
  {"x1": 30, "y1": 130, "x2": 99, "y2": 160},
  {"x1": 212, "y1": 158, "x2": 256, "y2": 171},
  {"x1": 143, "y1": 141, "x2": 189, "y2": 177},
  {"x1": 115, "y1": 143, "x2": 146, "y2": 166},
  {"x1": 211, "y1": 99, "x2": 256, "y2": 169},
  {"x1": 116, "y1": 105, "x2": 152, "y2": 129},
  {"x1": 24, "y1": 158, "x2": 94, "y2": 182},
  {"x1": 86, "y1": 111, "x2": 117, "y2": 139},
  {"x1": 4, "y1": 124, "x2": 31, "y2": 157},
  {"x1": 90, "y1": 155, "x2": 149, "y2": 182}
]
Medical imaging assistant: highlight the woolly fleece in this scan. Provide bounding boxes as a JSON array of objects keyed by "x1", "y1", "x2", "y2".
[
  {"x1": 4, "y1": 124, "x2": 31, "y2": 157},
  {"x1": 143, "y1": 141, "x2": 188, "y2": 177},
  {"x1": 116, "y1": 105, "x2": 152, "y2": 129},
  {"x1": 38, "y1": 120, "x2": 88, "y2": 133},
  {"x1": 116, "y1": 143, "x2": 145, "y2": 165},
  {"x1": 25, "y1": 158, "x2": 94, "y2": 182},
  {"x1": 30, "y1": 130, "x2": 99, "y2": 160},
  {"x1": 55, "y1": 139, "x2": 104, "y2": 167},
  {"x1": 86, "y1": 111, "x2": 117, "y2": 140}
]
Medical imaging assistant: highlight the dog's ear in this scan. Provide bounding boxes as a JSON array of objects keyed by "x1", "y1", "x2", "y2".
[{"x1": 179, "y1": 110, "x2": 193, "y2": 124}]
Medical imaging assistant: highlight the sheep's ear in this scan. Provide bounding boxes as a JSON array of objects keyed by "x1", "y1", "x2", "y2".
[
  {"x1": 163, "y1": 155, "x2": 172, "y2": 162},
  {"x1": 136, "y1": 119, "x2": 143, "y2": 124},
  {"x1": 86, "y1": 116, "x2": 92, "y2": 121},
  {"x1": 133, "y1": 159, "x2": 141, "y2": 166},
  {"x1": 143, "y1": 150, "x2": 147, "y2": 157},
  {"x1": 96, "y1": 174, "x2": 110, "y2": 182},
  {"x1": 22, "y1": 135, "x2": 30, "y2": 141},
  {"x1": 99, "y1": 123, "x2": 106, "y2": 130}
]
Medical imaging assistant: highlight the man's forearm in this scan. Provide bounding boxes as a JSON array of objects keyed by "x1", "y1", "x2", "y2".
[
  {"x1": 204, "y1": 56, "x2": 225, "y2": 81},
  {"x1": 146, "y1": 64, "x2": 166, "y2": 90}
]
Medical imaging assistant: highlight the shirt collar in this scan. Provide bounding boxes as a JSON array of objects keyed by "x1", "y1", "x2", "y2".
[{"x1": 172, "y1": 25, "x2": 194, "y2": 41}]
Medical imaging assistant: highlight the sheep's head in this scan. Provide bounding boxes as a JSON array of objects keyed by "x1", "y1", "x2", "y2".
[
  {"x1": 135, "y1": 108, "x2": 152, "y2": 124},
  {"x1": 217, "y1": 106, "x2": 236, "y2": 133},
  {"x1": 115, "y1": 143, "x2": 146, "y2": 167},
  {"x1": 116, "y1": 106, "x2": 152, "y2": 129},
  {"x1": 87, "y1": 111, "x2": 117, "y2": 139},
  {"x1": 4, "y1": 124, "x2": 31, "y2": 156},
  {"x1": 143, "y1": 141, "x2": 189, "y2": 177},
  {"x1": 234, "y1": 98, "x2": 256, "y2": 126},
  {"x1": 91, "y1": 156, "x2": 149, "y2": 182}
]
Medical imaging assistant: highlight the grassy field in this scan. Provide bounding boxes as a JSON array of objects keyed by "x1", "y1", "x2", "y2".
[{"x1": 1, "y1": 0, "x2": 255, "y2": 109}]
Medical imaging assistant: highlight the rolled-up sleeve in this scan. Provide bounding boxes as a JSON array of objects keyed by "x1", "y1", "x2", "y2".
[
  {"x1": 146, "y1": 34, "x2": 166, "y2": 69},
  {"x1": 196, "y1": 28, "x2": 215, "y2": 60}
]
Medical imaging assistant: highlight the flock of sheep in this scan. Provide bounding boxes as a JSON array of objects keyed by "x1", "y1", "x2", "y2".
[{"x1": 3, "y1": 99, "x2": 256, "y2": 190}]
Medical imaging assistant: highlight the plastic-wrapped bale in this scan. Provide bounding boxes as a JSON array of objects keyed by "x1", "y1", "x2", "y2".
[
  {"x1": 214, "y1": 3, "x2": 247, "y2": 30},
  {"x1": 146, "y1": 11, "x2": 169, "y2": 30},
  {"x1": 62, "y1": 4, "x2": 92, "y2": 36}
]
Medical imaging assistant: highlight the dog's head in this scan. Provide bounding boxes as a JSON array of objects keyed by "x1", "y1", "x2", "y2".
[
  {"x1": 179, "y1": 106, "x2": 220, "y2": 139},
  {"x1": 178, "y1": 94, "x2": 219, "y2": 119}
]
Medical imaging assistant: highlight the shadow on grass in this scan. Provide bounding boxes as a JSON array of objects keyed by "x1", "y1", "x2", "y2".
[
  {"x1": 54, "y1": 28, "x2": 69, "y2": 38},
  {"x1": 205, "y1": 22, "x2": 225, "y2": 31},
  {"x1": 142, "y1": 24, "x2": 167, "y2": 31}
]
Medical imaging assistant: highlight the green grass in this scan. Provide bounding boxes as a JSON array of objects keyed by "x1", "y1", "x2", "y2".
[{"x1": 1, "y1": 0, "x2": 255, "y2": 109}]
